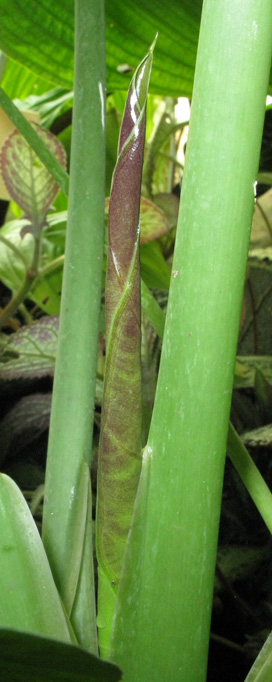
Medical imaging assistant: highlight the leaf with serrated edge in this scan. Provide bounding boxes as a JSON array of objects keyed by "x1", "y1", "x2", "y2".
[{"x1": 0, "y1": 124, "x2": 66, "y2": 226}]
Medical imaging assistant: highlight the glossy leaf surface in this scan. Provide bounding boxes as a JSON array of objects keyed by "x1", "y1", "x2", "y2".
[{"x1": 0, "y1": 0, "x2": 202, "y2": 96}]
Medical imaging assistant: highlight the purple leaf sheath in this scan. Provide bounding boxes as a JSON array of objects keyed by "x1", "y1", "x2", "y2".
[{"x1": 96, "y1": 40, "x2": 156, "y2": 589}]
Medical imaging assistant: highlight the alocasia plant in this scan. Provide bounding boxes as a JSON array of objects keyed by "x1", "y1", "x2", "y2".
[{"x1": 1, "y1": 2, "x2": 272, "y2": 682}]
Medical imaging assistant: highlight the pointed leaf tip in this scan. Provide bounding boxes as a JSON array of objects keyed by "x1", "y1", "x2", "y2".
[{"x1": 133, "y1": 37, "x2": 157, "y2": 111}]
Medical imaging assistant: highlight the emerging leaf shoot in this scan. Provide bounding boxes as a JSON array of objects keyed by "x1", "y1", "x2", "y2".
[{"x1": 96, "y1": 38, "x2": 156, "y2": 656}]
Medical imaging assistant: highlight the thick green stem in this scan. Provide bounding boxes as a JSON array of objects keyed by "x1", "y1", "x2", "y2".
[
  {"x1": 110, "y1": 2, "x2": 272, "y2": 681},
  {"x1": 42, "y1": 0, "x2": 106, "y2": 653}
]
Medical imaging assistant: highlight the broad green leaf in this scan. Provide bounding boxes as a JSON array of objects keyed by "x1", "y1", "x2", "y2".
[
  {"x1": 30, "y1": 266, "x2": 63, "y2": 315},
  {"x1": 143, "y1": 111, "x2": 186, "y2": 197},
  {"x1": 0, "y1": 218, "x2": 63, "y2": 313},
  {"x1": 0, "y1": 474, "x2": 72, "y2": 640},
  {"x1": 141, "y1": 279, "x2": 165, "y2": 339},
  {"x1": 244, "y1": 631, "x2": 272, "y2": 682},
  {"x1": 1, "y1": 57, "x2": 58, "y2": 100},
  {"x1": 96, "y1": 41, "x2": 155, "y2": 657},
  {"x1": 105, "y1": 106, "x2": 120, "y2": 196},
  {"x1": 13, "y1": 88, "x2": 73, "y2": 129},
  {"x1": 0, "y1": 0, "x2": 202, "y2": 97},
  {"x1": 0, "y1": 629, "x2": 122, "y2": 682},
  {"x1": 1, "y1": 124, "x2": 66, "y2": 226},
  {"x1": 0, "y1": 219, "x2": 33, "y2": 291},
  {"x1": 140, "y1": 240, "x2": 171, "y2": 290}
]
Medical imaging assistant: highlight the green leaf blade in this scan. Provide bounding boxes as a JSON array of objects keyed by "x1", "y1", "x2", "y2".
[
  {"x1": 0, "y1": 629, "x2": 122, "y2": 682},
  {"x1": 0, "y1": 474, "x2": 72, "y2": 641},
  {"x1": 244, "y1": 631, "x2": 272, "y2": 682}
]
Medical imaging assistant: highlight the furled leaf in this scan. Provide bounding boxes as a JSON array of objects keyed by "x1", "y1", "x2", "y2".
[
  {"x1": 0, "y1": 629, "x2": 122, "y2": 682},
  {"x1": 96, "y1": 41, "x2": 155, "y2": 656},
  {"x1": 0, "y1": 124, "x2": 66, "y2": 226},
  {"x1": 0, "y1": 0, "x2": 202, "y2": 97},
  {"x1": 0, "y1": 474, "x2": 72, "y2": 640}
]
